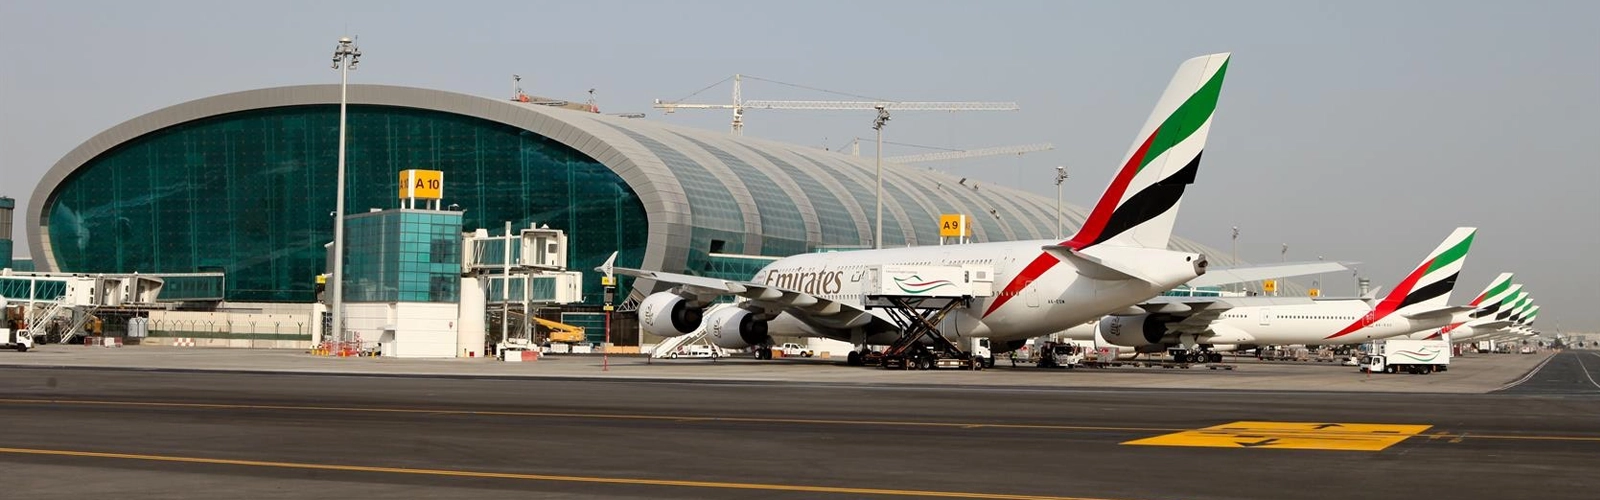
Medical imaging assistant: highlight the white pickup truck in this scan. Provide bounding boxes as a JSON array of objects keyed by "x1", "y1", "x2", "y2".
[{"x1": 776, "y1": 343, "x2": 814, "y2": 358}]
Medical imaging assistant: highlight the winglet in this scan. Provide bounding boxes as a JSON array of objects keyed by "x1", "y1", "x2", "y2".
[{"x1": 597, "y1": 251, "x2": 618, "y2": 279}]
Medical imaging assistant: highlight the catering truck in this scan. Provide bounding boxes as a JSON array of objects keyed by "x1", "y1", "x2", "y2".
[{"x1": 1361, "y1": 339, "x2": 1450, "y2": 374}]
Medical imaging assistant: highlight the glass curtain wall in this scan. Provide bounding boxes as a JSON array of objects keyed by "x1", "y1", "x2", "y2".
[{"x1": 46, "y1": 105, "x2": 647, "y2": 304}]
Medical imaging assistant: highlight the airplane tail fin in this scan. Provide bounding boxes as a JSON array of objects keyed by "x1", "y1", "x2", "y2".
[
  {"x1": 1467, "y1": 273, "x2": 1515, "y2": 319},
  {"x1": 1380, "y1": 227, "x2": 1476, "y2": 315},
  {"x1": 1063, "y1": 53, "x2": 1230, "y2": 250},
  {"x1": 1495, "y1": 290, "x2": 1530, "y2": 321}
]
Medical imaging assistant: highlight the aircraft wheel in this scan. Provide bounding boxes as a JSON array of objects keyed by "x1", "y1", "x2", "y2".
[{"x1": 847, "y1": 351, "x2": 862, "y2": 366}]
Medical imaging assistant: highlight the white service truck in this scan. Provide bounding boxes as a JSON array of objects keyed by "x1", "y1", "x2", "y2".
[
  {"x1": 1361, "y1": 339, "x2": 1450, "y2": 374},
  {"x1": 2, "y1": 297, "x2": 34, "y2": 352}
]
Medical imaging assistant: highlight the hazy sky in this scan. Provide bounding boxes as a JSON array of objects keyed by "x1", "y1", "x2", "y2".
[{"x1": 2, "y1": 1, "x2": 1597, "y2": 330}]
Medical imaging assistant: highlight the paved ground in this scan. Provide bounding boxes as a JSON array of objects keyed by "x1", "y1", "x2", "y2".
[
  {"x1": 1499, "y1": 350, "x2": 1600, "y2": 395},
  {"x1": 0, "y1": 351, "x2": 1596, "y2": 499},
  {"x1": 0, "y1": 345, "x2": 1558, "y2": 393}
]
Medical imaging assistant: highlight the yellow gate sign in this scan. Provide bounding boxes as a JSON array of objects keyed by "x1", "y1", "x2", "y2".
[
  {"x1": 1263, "y1": 279, "x2": 1278, "y2": 293},
  {"x1": 939, "y1": 214, "x2": 971, "y2": 237},
  {"x1": 1124, "y1": 421, "x2": 1432, "y2": 451},
  {"x1": 400, "y1": 169, "x2": 444, "y2": 200},
  {"x1": 1309, "y1": 288, "x2": 1321, "y2": 298}
]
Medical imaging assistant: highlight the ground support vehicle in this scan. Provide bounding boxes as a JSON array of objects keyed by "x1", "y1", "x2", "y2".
[
  {"x1": 865, "y1": 295, "x2": 982, "y2": 371},
  {"x1": 1361, "y1": 339, "x2": 1450, "y2": 374}
]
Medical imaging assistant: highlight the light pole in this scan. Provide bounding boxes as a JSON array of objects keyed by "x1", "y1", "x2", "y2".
[
  {"x1": 329, "y1": 36, "x2": 360, "y2": 350},
  {"x1": 1230, "y1": 226, "x2": 1239, "y2": 293},
  {"x1": 1054, "y1": 166, "x2": 1069, "y2": 239},
  {"x1": 872, "y1": 105, "x2": 890, "y2": 250},
  {"x1": 1278, "y1": 243, "x2": 1287, "y2": 296}
]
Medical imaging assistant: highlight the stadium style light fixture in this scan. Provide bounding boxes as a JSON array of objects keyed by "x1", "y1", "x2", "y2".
[{"x1": 329, "y1": 36, "x2": 360, "y2": 349}]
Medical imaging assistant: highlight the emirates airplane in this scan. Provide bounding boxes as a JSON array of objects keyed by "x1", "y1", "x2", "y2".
[
  {"x1": 1391, "y1": 273, "x2": 1518, "y2": 342},
  {"x1": 1083, "y1": 227, "x2": 1479, "y2": 362},
  {"x1": 606, "y1": 53, "x2": 1266, "y2": 361}
]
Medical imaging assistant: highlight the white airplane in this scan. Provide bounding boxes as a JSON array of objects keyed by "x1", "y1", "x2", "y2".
[
  {"x1": 607, "y1": 53, "x2": 1280, "y2": 362},
  {"x1": 1392, "y1": 273, "x2": 1517, "y2": 341},
  {"x1": 1469, "y1": 291, "x2": 1532, "y2": 343},
  {"x1": 1081, "y1": 227, "x2": 1478, "y2": 362},
  {"x1": 1487, "y1": 301, "x2": 1539, "y2": 342}
]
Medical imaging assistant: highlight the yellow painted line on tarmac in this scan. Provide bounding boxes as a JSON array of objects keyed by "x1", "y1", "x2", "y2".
[
  {"x1": 0, "y1": 398, "x2": 1181, "y2": 434},
  {"x1": 0, "y1": 446, "x2": 1119, "y2": 500},
  {"x1": 11, "y1": 399, "x2": 1600, "y2": 445},
  {"x1": 1123, "y1": 421, "x2": 1432, "y2": 451}
]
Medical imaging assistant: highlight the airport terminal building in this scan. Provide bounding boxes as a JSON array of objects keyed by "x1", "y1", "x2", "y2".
[{"x1": 24, "y1": 84, "x2": 1237, "y2": 317}]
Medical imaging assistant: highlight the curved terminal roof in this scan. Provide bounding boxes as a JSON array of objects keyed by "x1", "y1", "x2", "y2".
[{"x1": 28, "y1": 84, "x2": 1238, "y2": 277}]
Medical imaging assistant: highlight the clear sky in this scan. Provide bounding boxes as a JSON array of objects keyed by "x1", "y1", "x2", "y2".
[{"x1": 2, "y1": 1, "x2": 1596, "y2": 330}]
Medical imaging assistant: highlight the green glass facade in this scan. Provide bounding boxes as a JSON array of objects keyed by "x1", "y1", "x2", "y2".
[
  {"x1": 1, "y1": 196, "x2": 13, "y2": 266},
  {"x1": 344, "y1": 210, "x2": 462, "y2": 303},
  {"x1": 44, "y1": 105, "x2": 648, "y2": 304}
]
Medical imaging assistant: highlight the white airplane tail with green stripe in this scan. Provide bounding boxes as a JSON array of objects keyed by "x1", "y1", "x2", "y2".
[
  {"x1": 1064, "y1": 53, "x2": 1229, "y2": 251},
  {"x1": 1390, "y1": 227, "x2": 1476, "y2": 315}
]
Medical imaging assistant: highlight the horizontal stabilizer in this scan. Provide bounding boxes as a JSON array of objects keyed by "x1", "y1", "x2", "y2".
[
  {"x1": 1475, "y1": 320, "x2": 1515, "y2": 330},
  {"x1": 1185, "y1": 261, "x2": 1352, "y2": 288},
  {"x1": 1401, "y1": 305, "x2": 1475, "y2": 320},
  {"x1": 1043, "y1": 245, "x2": 1153, "y2": 283}
]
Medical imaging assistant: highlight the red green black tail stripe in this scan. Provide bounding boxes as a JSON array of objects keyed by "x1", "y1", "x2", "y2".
[{"x1": 1325, "y1": 257, "x2": 1432, "y2": 339}]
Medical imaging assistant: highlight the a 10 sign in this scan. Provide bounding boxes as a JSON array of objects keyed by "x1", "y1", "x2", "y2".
[{"x1": 400, "y1": 169, "x2": 444, "y2": 200}]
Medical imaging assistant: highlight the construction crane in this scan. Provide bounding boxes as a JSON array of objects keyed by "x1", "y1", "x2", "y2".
[
  {"x1": 883, "y1": 142, "x2": 1055, "y2": 163},
  {"x1": 653, "y1": 74, "x2": 1019, "y2": 135}
]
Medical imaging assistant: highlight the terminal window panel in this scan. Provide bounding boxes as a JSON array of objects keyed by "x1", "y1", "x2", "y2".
[
  {"x1": 746, "y1": 149, "x2": 862, "y2": 247},
  {"x1": 787, "y1": 153, "x2": 907, "y2": 247},
  {"x1": 46, "y1": 105, "x2": 646, "y2": 304},
  {"x1": 675, "y1": 134, "x2": 808, "y2": 257}
]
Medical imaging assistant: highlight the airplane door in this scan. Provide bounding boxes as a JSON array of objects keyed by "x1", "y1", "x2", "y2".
[
  {"x1": 1259, "y1": 309, "x2": 1272, "y2": 326},
  {"x1": 1025, "y1": 281, "x2": 1040, "y2": 308}
]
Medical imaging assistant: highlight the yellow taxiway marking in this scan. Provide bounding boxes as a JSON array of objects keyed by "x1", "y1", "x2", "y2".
[
  {"x1": 0, "y1": 446, "x2": 1119, "y2": 500},
  {"x1": 1122, "y1": 421, "x2": 1433, "y2": 451},
  {"x1": 8, "y1": 398, "x2": 1600, "y2": 444},
  {"x1": 0, "y1": 398, "x2": 1181, "y2": 434}
]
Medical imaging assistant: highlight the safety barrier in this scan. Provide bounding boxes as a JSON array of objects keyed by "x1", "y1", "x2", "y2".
[{"x1": 82, "y1": 336, "x2": 124, "y2": 347}]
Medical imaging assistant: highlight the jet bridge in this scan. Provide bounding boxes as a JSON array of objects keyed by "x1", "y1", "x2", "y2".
[{"x1": 857, "y1": 264, "x2": 992, "y2": 370}]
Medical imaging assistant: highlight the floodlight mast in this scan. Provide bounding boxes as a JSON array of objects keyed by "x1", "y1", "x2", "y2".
[
  {"x1": 872, "y1": 105, "x2": 890, "y2": 250},
  {"x1": 329, "y1": 36, "x2": 360, "y2": 350}
]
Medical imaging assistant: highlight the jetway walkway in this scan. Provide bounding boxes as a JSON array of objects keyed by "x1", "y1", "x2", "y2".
[{"x1": 0, "y1": 271, "x2": 225, "y2": 343}]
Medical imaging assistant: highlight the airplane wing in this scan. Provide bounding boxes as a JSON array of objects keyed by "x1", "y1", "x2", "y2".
[
  {"x1": 607, "y1": 264, "x2": 881, "y2": 329},
  {"x1": 1185, "y1": 261, "x2": 1352, "y2": 288}
]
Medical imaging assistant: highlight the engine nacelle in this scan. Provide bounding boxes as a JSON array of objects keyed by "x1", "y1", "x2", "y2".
[
  {"x1": 705, "y1": 307, "x2": 771, "y2": 350},
  {"x1": 1098, "y1": 314, "x2": 1170, "y2": 347},
  {"x1": 638, "y1": 292, "x2": 704, "y2": 337}
]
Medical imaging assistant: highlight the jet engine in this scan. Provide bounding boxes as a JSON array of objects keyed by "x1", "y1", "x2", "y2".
[
  {"x1": 638, "y1": 292, "x2": 704, "y2": 337},
  {"x1": 1097, "y1": 314, "x2": 1170, "y2": 347},
  {"x1": 705, "y1": 307, "x2": 771, "y2": 350}
]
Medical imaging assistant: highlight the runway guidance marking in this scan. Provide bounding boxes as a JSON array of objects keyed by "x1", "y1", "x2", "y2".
[{"x1": 1122, "y1": 421, "x2": 1432, "y2": 451}]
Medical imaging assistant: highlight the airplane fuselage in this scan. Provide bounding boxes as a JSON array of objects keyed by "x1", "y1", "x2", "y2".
[
  {"x1": 750, "y1": 239, "x2": 1204, "y2": 345},
  {"x1": 1202, "y1": 299, "x2": 1455, "y2": 345}
]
